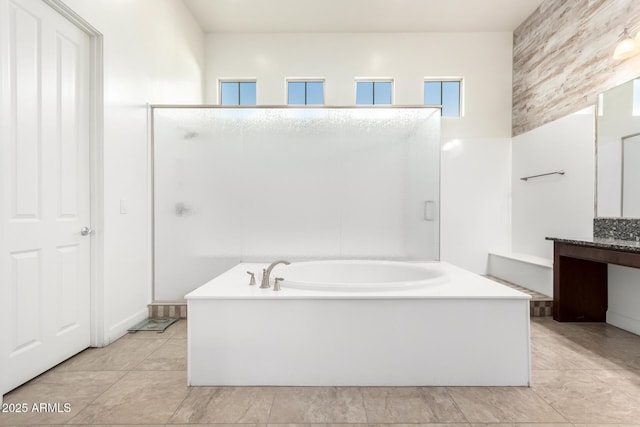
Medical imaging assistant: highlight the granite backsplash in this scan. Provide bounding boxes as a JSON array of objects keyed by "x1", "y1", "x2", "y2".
[{"x1": 594, "y1": 218, "x2": 640, "y2": 240}]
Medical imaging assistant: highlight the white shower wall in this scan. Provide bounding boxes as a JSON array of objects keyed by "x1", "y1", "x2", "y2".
[
  {"x1": 511, "y1": 107, "x2": 595, "y2": 260},
  {"x1": 153, "y1": 108, "x2": 440, "y2": 301}
]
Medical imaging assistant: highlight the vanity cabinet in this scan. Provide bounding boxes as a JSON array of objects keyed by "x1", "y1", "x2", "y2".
[{"x1": 548, "y1": 237, "x2": 640, "y2": 322}]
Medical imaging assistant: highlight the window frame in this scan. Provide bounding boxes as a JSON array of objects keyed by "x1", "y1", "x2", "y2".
[
  {"x1": 218, "y1": 79, "x2": 257, "y2": 105},
  {"x1": 355, "y1": 78, "x2": 394, "y2": 106},
  {"x1": 423, "y1": 77, "x2": 463, "y2": 117},
  {"x1": 286, "y1": 78, "x2": 326, "y2": 105}
]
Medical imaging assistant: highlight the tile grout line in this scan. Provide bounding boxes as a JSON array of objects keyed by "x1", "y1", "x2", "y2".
[
  {"x1": 360, "y1": 386, "x2": 369, "y2": 424},
  {"x1": 441, "y1": 386, "x2": 471, "y2": 425},
  {"x1": 62, "y1": 369, "x2": 133, "y2": 425},
  {"x1": 265, "y1": 387, "x2": 277, "y2": 424},
  {"x1": 166, "y1": 383, "x2": 193, "y2": 425},
  {"x1": 529, "y1": 381, "x2": 577, "y2": 425}
]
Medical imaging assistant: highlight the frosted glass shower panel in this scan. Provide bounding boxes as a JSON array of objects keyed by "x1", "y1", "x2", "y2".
[
  {"x1": 153, "y1": 107, "x2": 440, "y2": 301},
  {"x1": 338, "y1": 109, "x2": 440, "y2": 258},
  {"x1": 154, "y1": 109, "x2": 246, "y2": 301},
  {"x1": 241, "y1": 109, "x2": 342, "y2": 257}
]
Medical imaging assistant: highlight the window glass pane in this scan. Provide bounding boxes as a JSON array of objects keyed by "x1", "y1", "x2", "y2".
[
  {"x1": 288, "y1": 82, "x2": 306, "y2": 105},
  {"x1": 424, "y1": 81, "x2": 441, "y2": 106},
  {"x1": 356, "y1": 81, "x2": 374, "y2": 105},
  {"x1": 239, "y1": 82, "x2": 256, "y2": 105},
  {"x1": 373, "y1": 81, "x2": 392, "y2": 105},
  {"x1": 442, "y1": 81, "x2": 460, "y2": 116},
  {"x1": 221, "y1": 82, "x2": 239, "y2": 105},
  {"x1": 306, "y1": 81, "x2": 324, "y2": 105}
]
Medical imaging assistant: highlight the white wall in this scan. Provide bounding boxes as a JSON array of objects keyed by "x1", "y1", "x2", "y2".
[
  {"x1": 608, "y1": 265, "x2": 640, "y2": 335},
  {"x1": 205, "y1": 33, "x2": 512, "y2": 139},
  {"x1": 204, "y1": 32, "x2": 513, "y2": 274},
  {"x1": 62, "y1": 0, "x2": 204, "y2": 343},
  {"x1": 441, "y1": 138, "x2": 511, "y2": 273},
  {"x1": 511, "y1": 107, "x2": 595, "y2": 260}
]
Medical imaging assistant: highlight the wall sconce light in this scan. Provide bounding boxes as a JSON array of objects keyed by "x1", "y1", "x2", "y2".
[{"x1": 613, "y1": 28, "x2": 639, "y2": 60}]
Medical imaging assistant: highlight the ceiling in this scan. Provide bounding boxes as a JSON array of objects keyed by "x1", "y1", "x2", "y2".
[{"x1": 182, "y1": 0, "x2": 544, "y2": 33}]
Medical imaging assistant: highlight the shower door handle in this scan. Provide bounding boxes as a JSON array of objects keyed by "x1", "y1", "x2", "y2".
[{"x1": 424, "y1": 201, "x2": 435, "y2": 222}]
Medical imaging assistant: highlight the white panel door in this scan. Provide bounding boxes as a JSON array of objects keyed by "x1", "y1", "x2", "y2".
[{"x1": 0, "y1": 0, "x2": 91, "y2": 395}]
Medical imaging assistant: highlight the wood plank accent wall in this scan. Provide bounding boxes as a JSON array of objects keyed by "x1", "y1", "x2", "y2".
[{"x1": 513, "y1": 0, "x2": 640, "y2": 136}]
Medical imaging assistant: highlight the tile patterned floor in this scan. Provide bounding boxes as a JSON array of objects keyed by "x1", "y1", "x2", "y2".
[
  {"x1": 484, "y1": 276, "x2": 553, "y2": 317},
  {"x1": 484, "y1": 276, "x2": 551, "y2": 301},
  {"x1": 2, "y1": 318, "x2": 640, "y2": 426}
]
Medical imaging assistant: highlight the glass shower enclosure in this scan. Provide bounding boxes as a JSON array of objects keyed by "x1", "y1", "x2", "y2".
[{"x1": 152, "y1": 107, "x2": 441, "y2": 301}]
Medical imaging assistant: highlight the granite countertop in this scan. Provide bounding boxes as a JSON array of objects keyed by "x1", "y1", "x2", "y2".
[{"x1": 546, "y1": 236, "x2": 640, "y2": 253}]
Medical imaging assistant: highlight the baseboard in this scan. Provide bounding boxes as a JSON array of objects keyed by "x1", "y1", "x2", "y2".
[
  {"x1": 607, "y1": 311, "x2": 640, "y2": 336},
  {"x1": 107, "y1": 308, "x2": 149, "y2": 345}
]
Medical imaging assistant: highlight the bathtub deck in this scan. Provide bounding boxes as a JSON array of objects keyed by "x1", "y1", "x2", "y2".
[{"x1": 186, "y1": 262, "x2": 531, "y2": 386}]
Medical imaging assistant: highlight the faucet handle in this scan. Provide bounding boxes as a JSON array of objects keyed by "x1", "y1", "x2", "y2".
[
  {"x1": 274, "y1": 277, "x2": 284, "y2": 292},
  {"x1": 246, "y1": 271, "x2": 256, "y2": 286}
]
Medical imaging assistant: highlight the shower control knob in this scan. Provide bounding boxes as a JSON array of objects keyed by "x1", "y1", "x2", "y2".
[{"x1": 80, "y1": 226, "x2": 94, "y2": 236}]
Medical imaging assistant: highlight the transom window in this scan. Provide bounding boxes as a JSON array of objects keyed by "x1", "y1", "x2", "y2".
[
  {"x1": 424, "y1": 79, "x2": 461, "y2": 117},
  {"x1": 356, "y1": 80, "x2": 393, "y2": 105},
  {"x1": 288, "y1": 80, "x2": 324, "y2": 105},
  {"x1": 220, "y1": 81, "x2": 256, "y2": 105}
]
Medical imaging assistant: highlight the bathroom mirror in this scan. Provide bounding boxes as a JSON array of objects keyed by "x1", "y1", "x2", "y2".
[{"x1": 596, "y1": 78, "x2": 640, "y2": 218}]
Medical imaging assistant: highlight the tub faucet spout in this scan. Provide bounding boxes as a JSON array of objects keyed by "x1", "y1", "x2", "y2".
[{"x1": 260, "y1": 260, "x2": 290, "y2": 288}]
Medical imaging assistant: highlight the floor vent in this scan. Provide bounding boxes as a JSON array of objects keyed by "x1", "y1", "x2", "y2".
[{"x1": 485, "y1": 275, "x2": 553, "y2": 317}]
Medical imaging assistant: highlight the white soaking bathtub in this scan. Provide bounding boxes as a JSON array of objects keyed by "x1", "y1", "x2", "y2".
[
  {"x1": 278, "y1": 260, "x2": 448, "y2": 291},
  {"x1": 186, "y1": 261, "x2": 531, "y2": 386}
]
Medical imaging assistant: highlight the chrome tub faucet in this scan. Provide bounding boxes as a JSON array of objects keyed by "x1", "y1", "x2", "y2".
[{"x1": 260, "y1": 260, "x2": 290, "y2": 288}]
